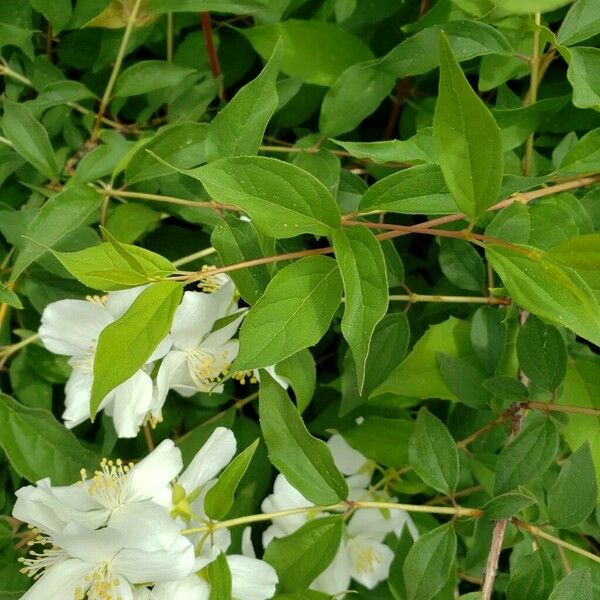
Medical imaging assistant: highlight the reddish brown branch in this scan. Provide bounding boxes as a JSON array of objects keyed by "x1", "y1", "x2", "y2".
[{"x1": 200, "y1": 12, "x2": 226, "y2": 101}]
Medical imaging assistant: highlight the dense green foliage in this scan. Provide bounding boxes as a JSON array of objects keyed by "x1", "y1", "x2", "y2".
[{"x1": 0, "y1": 0, "x2": 599, "y2": 598}]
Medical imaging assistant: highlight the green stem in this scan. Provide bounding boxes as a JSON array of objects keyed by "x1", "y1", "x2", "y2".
[
  {"x1": 91, "y1": 0, "x2": 144, "y2": 140},
  {"x1": 166, "y1": 13, "x2": 174, "y2": 63}
]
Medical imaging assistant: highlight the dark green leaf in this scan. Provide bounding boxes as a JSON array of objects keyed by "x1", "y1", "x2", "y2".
[
  {"x1": 482, "y1": 492, "x2": 536, "y2": 520},
  {"x1": 549, "y1": 570, "x2": 593, "y2": 600}
]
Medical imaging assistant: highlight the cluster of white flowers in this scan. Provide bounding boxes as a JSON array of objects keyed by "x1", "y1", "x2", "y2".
[
  {"x1": 39, "y1": 277, "x2": 250, "y2": 438},
  {"x1": 262, "y1": 434, "x2": 419, "y2": 597},
  {"x1": 13, "y1": 427, "x2": 278, "y2": 599}
]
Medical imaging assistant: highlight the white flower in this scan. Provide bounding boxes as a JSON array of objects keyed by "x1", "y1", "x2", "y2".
[
  {"x1": 39, "y1": 287, "x2": 171, "y2": 438},
  {"x1": 18, "y1": 504, "x2": 194, "y2": 600},
  {"x1": 13, "y1": 440, "x2": 183, "y2": 531},
  {"x1": 156, "y1": 279, "x2": 243, "y2": 402}
]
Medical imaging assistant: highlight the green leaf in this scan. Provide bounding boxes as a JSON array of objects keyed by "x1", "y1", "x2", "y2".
[
  {"x1": 170, "y1": 156, "x2": 341, "y2": 238},
  {"x1": 147, "y1": 0, "x2": 270, "y2": 14},
  {"x1": 490, "y1": 0, "x2": 570, "y2": 12},
  {"x1": 113, "y1": 60, "x2": 196, "y2": 97},
  {"x1": 234, "y1": 256, "x2": 343, "y2": 371},
  {"x1": 559, "y1": 128, "x2": 600, "y2": 175},
  {"x1": 483, "y1": 377, "x2": 529, "y2": 404},
  {"x1": 343, "y1": 417, "x2": 413, "y2": 467},
  {"x1": 126, "y1": 122, "x2": 209, "y2": 183},
  {"x1": 566, "y1": 47, "x2": 600, "y2": 110},
  {"x1": 558, "y1": 0, "x2": 600, "y2": 46},
  {"x1": 0, "y1": 286, "x2": 22, "y2": 309},
  {"x1": 486, "y1": 244, "x2": 600, "y2": 347},
  {"x1": 207, "y1": 552, "x2": 232, "y2": 600},
  {"x1": 494, "y1": 416, "x2": 559, "y2": 494},
  {"x1": 259, "y1": 372, "x2": 348, "y2": 505},
  {"x1": 276, "y1": 350, "x2": 316, "y2": 413},
  {"x1": 516, "y1": 316, "x2": 567, "y2": 391},
  {"x1": 372, "y1": 317, "x2": 472, "y2": 402},
  {"x1": 482, "y1": 492, "x2": 536, "y2": 520},
  {"x1": 547, "y1": 442, "x2": 597, "y2": 529},
  {"x1": 403, "y1": 523, "x2": 457, "y2": 600},
  {"x1": 437, "y1": 353, "x2": 490, "y2": 409},
  {"x1": 1, "y1": 100, "x2": 60, "y2": 181},
  {"x1": 26, "y1": 80, "x2": 96, "y2": 115},
  {"x1": 206, "y1": 42, "x2": 281, "y2": 160},
  {"x1": 90, "y1": 281, "x2": 183, "y2": 418},
  {"x1": 471, "y1": 307, "x2": 507, "y2": 376},
  {"x1": 549, "y1": 570, "x2": 593, "y2": 600},
  {"x1": 333, "y1": 226, "x2": 388, "y2": 393},
  {"x1": 54, "y1": 242, "x2": 176, "y2": 291},
  {"x1": 388, "y1": 526, "x2": 415, "y2": 600},
  {"x1": 0, "y1": 393, "x2": 99, "y2": 485},
  {"x1": 243, "y1": 20, "x2": 373, "y2": 86},
  {"x1": 433, "y1": 33, "x2": 503, "y2": 219},
  {"x1": 211, "y1": 215, "x2": 272, "y2": 305},
  {"x1": 11, "y1": 186, "x2": 104, "y2": 281},
  {"x1": 409, "y1": 408, "x2": 460, "y2": 495},
  {"x1": 359, "y1": 164, "x2": 457, "y2": 216},
  {"x1": 204, "y1": 439, "x2": 259, "y2": 520},
  {"x1": 506, "y1": 548, "x2": 555, "y2": 600},
  {"x1": 438, "y1": 238, "x2": 486, "y2": 292},
  {"x1": 105, "y1": 203, "x2": 161, "y2": 244},
  {"x1": 264, "y1": 516, "x2": 344, "y2": 592},
  {"x1": 9, "y1": 348, "x2": 52, "y2": 411},
  {"x1": 31, "y1": 0, "x2": 72, "y2": 32}
]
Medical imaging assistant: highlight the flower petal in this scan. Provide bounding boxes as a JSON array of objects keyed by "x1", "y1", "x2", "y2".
[
  {"x1": 56, "y1": 521, "x2": 124, "y2": 562},
  {"x1": 179, "y1": 427, "x2": 236, "y2": 493},
  {"x1": 227, "y1": 555, "x2": 278, "y2": 600},
  {"x1": 127, "y1": 439, "x2": 183, "y2": 504},
  {"x1": 109, "y1": 371, "x2": 153, "y2": 439},
  {"x1": 21, "y1": 558, "x2": 92, "y2": 600},
  {"x1": 155, "y1": 350, "x2": 195, "y2": 404},
  {"x1": 328, "y1": 434, "x2": 367, "y2": 476},
  {"x1": 104, "y1": 286, "x2": 147, "y2": 320},
  {"x1": 62, "y1": 369, "x2": 94, "y2": 429},
  {"x1": 152, "y1": 575, "x2": 210, "y2": 600},
  {"x1": 346, "y1": 537, "x2": 394, "y2": 590},
  {"x1": 39, "y1": 299, "x2": 111, "y2": 357},
  {"x1": 311, "y1": 541, "x2": 352, "y2": 595}
]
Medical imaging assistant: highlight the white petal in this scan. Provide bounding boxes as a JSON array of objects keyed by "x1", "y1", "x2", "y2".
[
  {"x1": 152, "y1": 575, "x2": 210, "y2": 600},
  {"x1": 108, "y1": 502, "x2": 181, "y2": 552},
  {"x1": 311, "y1": 541, "x2": 352, "y2": 595},
  {"x1": 104, "y1": 286, "x2": 147, "y2": 319},
  {"x1": 346, "y1": 537, "x2": 394, "y2": 589},
  {"x1": 13, "y1": 483, "x2": 67, "y2": 536},
  {"x1": 56, "y1": 522, "x2": 124, "y2": 562},
  {"x1": 170, "y1": 290, "x2": 228, "y2": 351},
  {"x1": 62, "y1": 369, "x2": 94, "y2": 429},
  {"x1": 39, "y1": 299, "x2": 111, "y2": 357},
  {"x1": 110, "y1": 371, "x2": 153, "y2": 439},
  {"x1": 328, "y1": 434, "x2": 367, "y2": 476},
  {"x1": 228, "y1": 555, "x2": 278, "y2": 600},
  {"x1": 259, "y1": 365, "x2": 290, "y2": 389},
  {"x1": 347, "y1": 507, "x2": 415, "y2": 541},
  {"x1": 148, "y1": 334, "x2": 172, "y2": 362},
  {"x1": 241, "y1": 527, "x2": 256, "y2": 558},
  {"x1": 127, "y1": 439, "x2": 182, "y2": 503},
  {"x1": 155, "y1": 350, "x2": 194, "y2": 403},
  {"x1": 21, "y1": 558, "x2": 92, "y2": 600},
  {"x1": 114, "y1": 533, "x2": 195, "y2": 583},
  {"x1": 179, "y1": 427, "x2": 236, "y2": 493}
]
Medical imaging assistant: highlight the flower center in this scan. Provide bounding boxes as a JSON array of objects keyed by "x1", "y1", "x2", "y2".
[
  {"x1": 349, "y1": 539, "x2": 383, "y2": 575},
  {"x1": 81, "y1": 458, "x2": 134, "y2": 510},
  {"x1": 79, "y1": 561, "x2": 122, "y2": 600},
  {"x1": 70, "y1": 347, "x2": 96, "y2": 373},
  {"x1": 197, "y1": 265, "x2": 228, "y2": 293},
  {"x1": 18, "y1": 531, "x2": 67, "y2": 580},
  {"x1": 187, "y1": 348, "x2": 231, "y2": 389}
]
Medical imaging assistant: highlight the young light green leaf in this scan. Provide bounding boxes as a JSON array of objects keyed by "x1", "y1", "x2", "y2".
[
  {"x1": 433, "y1": 33, "x2": 503, "y2": 219},
  {"x1": 490, "y1": 0, "x2": 570, "y2": 12},
  {"x1": 486, "y1": 244, "x2": 600, "y2": 347},
  {"x1": 559, "y1": 128, "x2": 600, "y2": 174},
  {"x1": 90, "y1": 281, "x2": 183, "y2": 418},
  {"x1": 54, "y1": 242, "x2": 176, "y2": 291},
  {"x1": 566, "y1": 47, "x2": 600, "y2": 110},
  {"x1": 259, "y1": 372, "x2": 348, "y2": 505},
  {"x1": 359, "y1": 164, "x2": 457, "y2": 215},
  {"x1": 11, "y1": 186, "x2": 104, "y2": 281},
  {"x1": 494, "y1": 416, "x2": 559, "y2": 494},
  {"x1": 162, "y1": 155, "x2": 341, "y2": 238},
  {"x1": 243, "y1": 20, "x2": 373, "y2": 86},
  {"x1": 105, "y1": 203, "x2": 161, "y2": 244},
  {"x1": 113, "y1": 60, "x2": 196, "y2": 97},
  {"x1": 234, "y1": 256, "x2": 343, "y2": 371},
  {"x1": 207, "y1": 552, "x2": 232, "y2": 600},
  {"x1": 0, "y1": 286, "x2": 22, "y2": 309},
  {"x1": 403, "y1": 523, "x2": 457, "y2": 600},
  {"x1": 516, "y1": 316, "x2": 567, "y2": 391},
  {"x1": 0, "y1": 393, "x2": 99, "y2": 485},
  {"x1": 482, "y1": 492, "x2": 536, "y2": 520},
  {"x1": 409, "y1": 408, "x2": 460, "y2": 495},
  {"x1": 206, "y1": 42, "x2": 281, "y2": 160},
  {"x1": 204, "y1": 439, "x2": 259, "y2": 520},
  {"x1": 547, "y1": 442, "x2": 597, "y2": 529},
  {"x1": 558, "y1": 0, "x2": 600, "y2": 46},
  {"x1": 276, "y1": 350, "x2": 317, "y2": 414},
  {"x1": 264, "y1": 516, "x2": 344, "y2": 592},
  {"x1": 1, "y1": 100, "x2": 60, "y2": 181},
  {"x1": 548, "y1": 570, "x2": 593, "y2": 600},
  {"x1": 211, "y1": 215, "x2": 272, "y2": 305},
  {"x1": 333, "y1": 226, "x2": 388, "y2": 393}
]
